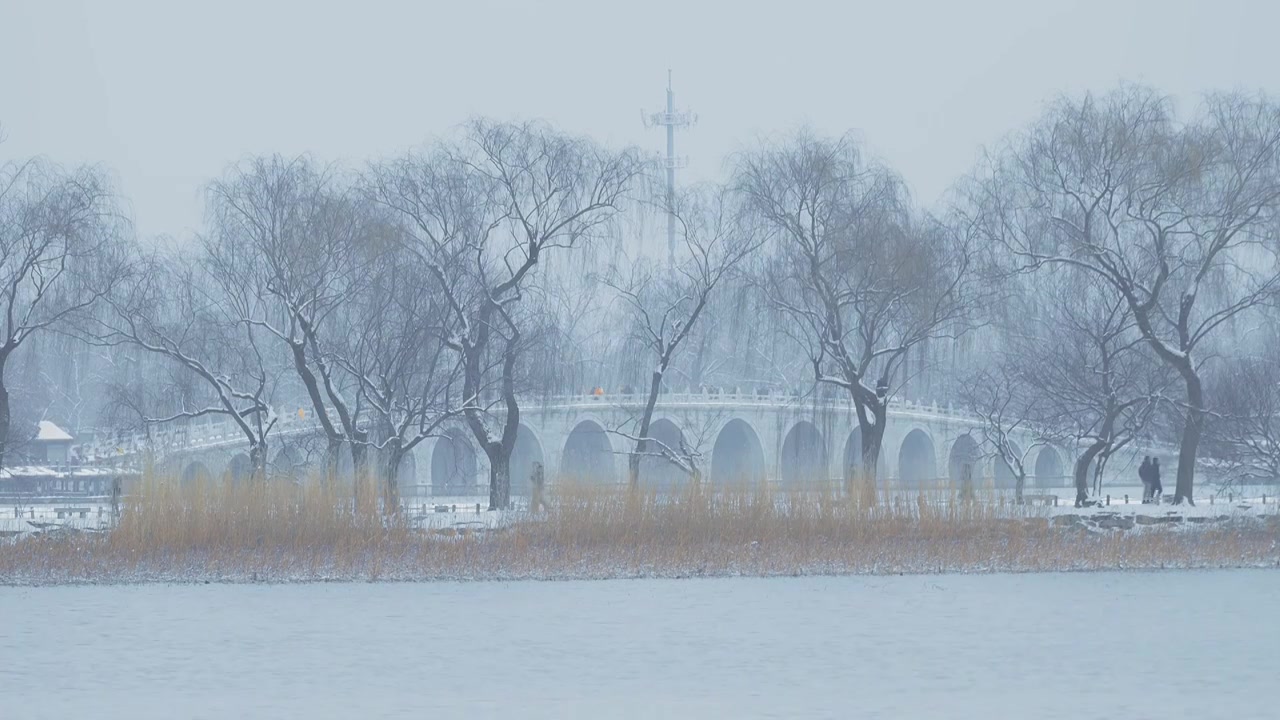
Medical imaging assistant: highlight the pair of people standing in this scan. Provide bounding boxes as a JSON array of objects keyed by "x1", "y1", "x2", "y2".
[{"x1": 1140, "y1": 457, "x2": 1163, "y2": 503}]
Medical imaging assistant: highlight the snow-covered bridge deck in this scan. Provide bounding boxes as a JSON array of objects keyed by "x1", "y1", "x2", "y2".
[{"x1": 75, "y1": 392, "x2": 1188, "y2": 497}]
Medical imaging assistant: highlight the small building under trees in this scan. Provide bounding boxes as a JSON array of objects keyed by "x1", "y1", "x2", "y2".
[{"x1": 0, "y1": 421, "x2": 132, "y2": 499}]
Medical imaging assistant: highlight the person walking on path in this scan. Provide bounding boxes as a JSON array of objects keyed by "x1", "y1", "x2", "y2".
[
  {"x1": 1139, "y1": 457, "x2": 1153, "y2": 503},
  {"x1": 529, "y1": 462, "x2": 546, "y2": 514},
  {"x1": 1150, "y1": 458, "x2": 1163, "y2": 503}
]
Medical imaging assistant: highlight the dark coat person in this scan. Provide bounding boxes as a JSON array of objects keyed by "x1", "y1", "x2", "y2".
[
  {"x1": 1139, "y1": 457, "x2": 1153, "y2": 503},
  {"x1": 1150, "y1": 458, "x2": 1163, "y2": 502}
]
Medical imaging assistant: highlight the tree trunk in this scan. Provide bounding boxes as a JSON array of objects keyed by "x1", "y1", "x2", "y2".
[
  {"x1": 688, "y1": 332, "x2": 711, "y2": 389},
  {"x1": 350, "y1": 433, "x2": 369, "y2": 479},
  {"x1": 249, "y1": 441, "x2": 268, "y2": 482},
  {"x1": 1073, "y1": 440, "x2": 1105, "y2": 508},
  {"x1": 1015, "y1": 472, "x2": 1025, "y2": 505},
  {"x1": 853, "y1": 399, "x2": 887, "y2": 505},
  {"x1": 627, "y1": 449, "x2": 642, "y2": 490},
  {"x1": 458, "y1": 304, "x2": 518, "y2": 512},
  {"x1": 488, "y1": 448, "x2": 510, "y2": 511},
  {"x1": 350, "y1": 432, "x2": 371, "y2": 510},
  {"x1": 325, "y1": 438, "x2": 343, "y2": 485},
  {"x1": 289, "y1": 340, "x2": 345, "y2": 463},
  {"x1": 1174, "y1": 371, "x2": 1202, "y2": 506},
  {"x1": 0, "y1": 373, "x2": 9, "y2": 474},
  {"x1": 1093, "y1": 454, "x2": 1104, "y2": 496},
  {"x1": 382, "y1": 440, "x2": 405, "y2": 512},
  {"x1": 629, "y1": 369, "x2": 663, "y2": 489},
  {"x1": 856, "y1": 446, "x2": 880, "y2": 507}
]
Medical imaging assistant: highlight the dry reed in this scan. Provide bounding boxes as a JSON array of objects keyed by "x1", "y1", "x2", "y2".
[{"x1": 2, "y1": 472, "x2": 1277, "y2": 584}]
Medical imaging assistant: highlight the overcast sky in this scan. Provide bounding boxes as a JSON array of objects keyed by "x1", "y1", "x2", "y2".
[{"x1": 4, "y1": 0, "x2": 1279, "y2": 240}]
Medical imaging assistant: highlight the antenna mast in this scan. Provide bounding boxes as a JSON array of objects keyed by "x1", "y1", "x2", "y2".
[{"x1": 643, "y1": 70, "x2": 696, "y2": 266}]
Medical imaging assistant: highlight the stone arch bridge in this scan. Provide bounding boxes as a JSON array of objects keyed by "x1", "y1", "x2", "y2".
[{"x1": 83, "y1": 392, "x2": 1172, "y2": 497}]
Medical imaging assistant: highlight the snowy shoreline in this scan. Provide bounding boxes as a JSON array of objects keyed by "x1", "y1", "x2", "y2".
[
  {"x1": 5, "y1": 556, "x2": 1280, "y2": 588},
  {"x1": 6, "y1": 562, "x2": 1280, "y2": 588},
  {"x1": 4, "y1": 511, "x2": 1276, "y2": 587}
]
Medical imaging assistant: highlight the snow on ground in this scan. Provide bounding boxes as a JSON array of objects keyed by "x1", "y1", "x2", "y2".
[
  {"x1": 1039, "y1": 484, "x2": 1280, "y2": 518},
  {"x1": 0, "y1": 504, "x2": 113, "y2": 537},
  {"x1": 1, "y1": 571, "x2": 1276, "y2": 719},
  {"x1": 3, "y1": 486, "x2": 1277, "y2": 539},
  {"x1": 10, "y1": 481, "x2": 1280, "y2": 538},
  {"x1": 0, "y1": 497, "x2": 515, "y2": 538},
  {"x1": 403, "y1": 496, "x2": 513, "y2": 532}
]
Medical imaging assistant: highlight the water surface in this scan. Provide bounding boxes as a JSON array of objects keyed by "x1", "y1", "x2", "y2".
[{"x1": 2, "y1": 571, "x2": 1276, "y2": 719}]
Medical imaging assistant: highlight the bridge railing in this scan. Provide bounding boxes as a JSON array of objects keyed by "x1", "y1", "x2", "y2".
[
  {"x1": 80, "y1": 393, "x2": 951, "y2": 458},
  {"x1": 79, "y1": 391, "x2": 1184, "y2": 463},
  {"x1": 534, "y1": 390, "x2": 967, "y2": 414},
  {"x1": 75, "y1": 407, "x2": 341, "y2": 463}
]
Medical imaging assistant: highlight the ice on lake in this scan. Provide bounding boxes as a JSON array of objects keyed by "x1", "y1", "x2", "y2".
[{"x1": 2, "y1": 570, "x2": 1277, "y2": 719}]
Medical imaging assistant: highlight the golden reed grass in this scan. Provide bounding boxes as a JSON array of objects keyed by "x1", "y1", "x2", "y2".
[{"x1": 1, "y1": 471, "x2": 1277, "y2": 583}]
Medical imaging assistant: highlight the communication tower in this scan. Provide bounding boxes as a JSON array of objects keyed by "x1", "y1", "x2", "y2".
[{"x1": 642, "y1": 70, "x2": 697, "y2": 266}]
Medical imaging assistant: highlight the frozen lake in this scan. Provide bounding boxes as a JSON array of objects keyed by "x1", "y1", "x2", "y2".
[{"x1": 2, "y1": 571, "x2": 1277, "y2": 719}]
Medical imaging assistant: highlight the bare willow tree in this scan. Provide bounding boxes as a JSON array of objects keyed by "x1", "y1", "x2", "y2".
[
  {"x1": 0, "y1": 157, "x2": 124, "y2": 469},
  {"x1": 370, "y1": 119, "x2": 642, "y2": 509},
  {"x1": 1034, "y1": 274, "x2": 1165, "y2": 506},
  {"x1": 969, "y1": 270, "x2": 1165, "y2": 506},
  {"x1": 1204, "y1": 337, "x2": 1280, "y2": 491},
  {"x1": 604, "y1": 184, "x2": 765, "y2": 488},
  {"x1": 958, "y1": 363, "x2": 1045, "y2": 505},
  {"x1": 204, "y1": 156, "x2": 371, "y2": 482},
  {"x1": 98, "y1": 249, "x2": 281, "y2": 478},
  {"x1": 736, "y1": 132, "x2": 977, "y2": 497},
  {"x1": 608, "y1": 409, "x2": 726, "y2": 488},
  {"x1": 98, "y1": 344, "x2": 192, "y2": 442},
  {"x1": 334, "y1": 236, "x2": 467, "y2": 507},
  {"x1": 523, "y1": 273, "x2": 612, "y2": 397},
  {"x1": 973, "y1": 87, "x2": 1280, "y2": 504}
]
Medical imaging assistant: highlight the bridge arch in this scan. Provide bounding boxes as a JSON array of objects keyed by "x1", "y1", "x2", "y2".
[
  {"x1": 181, "y1": 461, "x2": 213, "y2": 486},
  {"x1": 897, "y1": 428, "x2": 937, "y2": 489},
  {"x1": 157, "y1": 456, "x2": 184, "y2": 480},
  {"x1": 949, "y1": 434, "x2": 983, "y2": 495},
  {"x1": 993, "y1": 441, "x2": 1023, "y2": 489},
  {"x1": 432, "y1": 428, "x2": 478, "y2": 495},
  {"x1": 396, "y1": 448, "x2": 418, "y2": 494},
  {"x1": 271, "y1": 446, "x2": 305, "y2": 483},
  {"x1": 509, "y1": 423, "x2": 545, "y2": 496},
  {"x1": 842, "y1": 427, "x2": 887, "y2": 484},
  {"x1": 224, "y1": 453, "x2": 252, "y2": 485},
  {"x1": 561, "y1": 419, "x2": 615, "y2": 483},
  {"x1": 1034, "y1": 446, "x2": 1065, "y2": 488},
  {"x1": 640, "y1": 417, "x2": 686, "y2": 489},
  {"x1": 780, "y1": 420, "x2": 827, "y2": 486},
  {"x1": 337, "y1": 448, "x2": 355, "y2": 483},
  {"x1": 710, "y1": 418, "x2": 766, "y2": 485}
]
